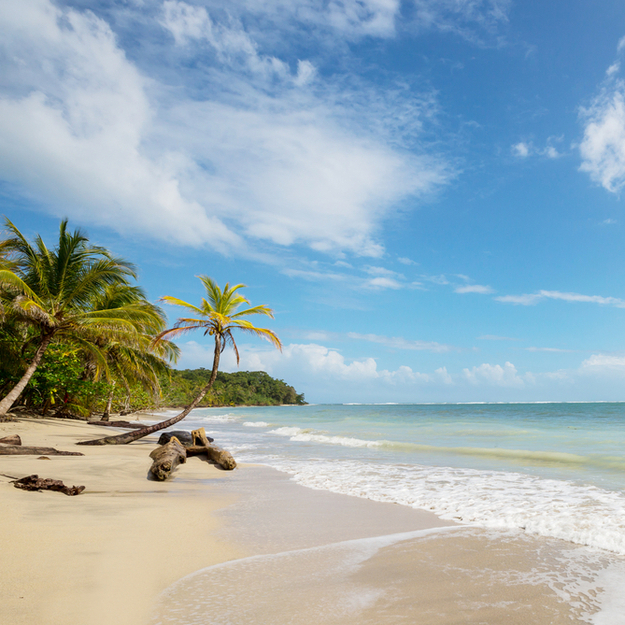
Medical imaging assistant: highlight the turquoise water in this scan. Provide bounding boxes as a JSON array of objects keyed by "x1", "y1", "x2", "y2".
[{"x1": 170, "y1": 402, "x2": 625, "y2": 555}]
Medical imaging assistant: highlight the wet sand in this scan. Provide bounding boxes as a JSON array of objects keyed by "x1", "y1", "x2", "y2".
[
  {"x1": 1, "y1": 416, "x2": 616, "y2": 625},
  {"x1": 153, "y1": 466, "x2": 612, "y2": 625}
]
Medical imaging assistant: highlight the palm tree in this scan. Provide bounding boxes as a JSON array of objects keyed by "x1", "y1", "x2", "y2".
[
  {"x1": 78, "y1": 276, "x2": 281, "y2": 445},
  {"x1": 72, "y1": 284, "x2": 179, "y2": 419},
  {"x1": 0, "y1": 218, "x2": 154, "y2": 417}
]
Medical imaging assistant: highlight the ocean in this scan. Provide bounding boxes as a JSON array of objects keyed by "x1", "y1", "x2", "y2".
[
  {"x1": 170, "y1": 401, "x2": 625, "y2": 556},
  {"x1": 151, "y1": 402, "x2": 625, "y2": 624}
]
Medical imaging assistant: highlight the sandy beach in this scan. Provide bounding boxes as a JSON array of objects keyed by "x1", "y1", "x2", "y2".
[{"x1": 0, "y1": 416, "x2": 612, "y2": 625}]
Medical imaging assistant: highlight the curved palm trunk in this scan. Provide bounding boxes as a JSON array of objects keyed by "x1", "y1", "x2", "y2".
[
  {"x1": 0, "y1": 332, "x2": 55, "y2": 418},
  {"x1": 78, "y1": 336, "x2": 222, "y2": 445}
]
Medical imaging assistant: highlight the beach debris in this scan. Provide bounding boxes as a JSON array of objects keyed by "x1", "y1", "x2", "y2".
[
  {"x1": 87, "y1": 420, "x2": 147, "y2": 429},
  {"x1": 0, "y1": 434, "x2": 22, "y2": 445},
  {"x1": 148, "y1": 437, "x2": 187, "y2": 481},
  {"x1": 158, "y1": 430, "x2": 213, "y2": 446},
  {"x1": 187, "y1": 427, "x2": 236, "y2": 471},
  {"x1": 12, "y1": 474, "x2": 85, "y2": 496},
  {"x1": 0, "y1": 445, "x2": 83, "y2": 456}
]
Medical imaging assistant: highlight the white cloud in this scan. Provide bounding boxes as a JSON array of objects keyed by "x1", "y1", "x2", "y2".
[
  {"x1": 397, "y1": 256, "x2": 418, "y2": 265},
  {"x1": 454, "y1": 284, "x2": 494, "y2": 294},
  {"x1": 579, "y1": 354, "x2": 625, "y2": 377},
  {"x1": 579, "y1": 81, "x2": 625, "y2": 193},
  {"x1": 161, "y1": 1, "x2": 294, "y2": 80},
  {"x1": 602, "y1": 218, "x2": 617, "y2": 225},
  {"x1": 365, "y1": 276, "x2": 404, "y2": 289},
  {"x1": 347, "y1": 332, "x2": 453, "y2": 352},
  {"x1": 512, "y1": 140, "x2": 560, "y2": 160},
  {"x1": 412, "y1": 0, "x2": 511, "y2": 43},
  {"x1": 607, "y1": 61, "x2": 621, "y2": 77},
  {"x1": 160, "y1": 1, "x2": 212, "y2": 46},
  {"x1": 544, "y1": 146, "x2": 560, "y2": 159},
  {"x1": 496, "y1": 290, "x2": 625, "y2": 308},
  {"x1": 0, "y1": 0, "x2": 450, "y2": 258},
  {"x1": 462, "y1": 362, "x2": 527, "y2": 388},
  {"x1": 421, "y1": 274, "x2": 449, "y2": 285},
  {"x1": 618, "y1": 36, "x2": 625, "y2": 53},
  {"x1": 512, "y1": 142, "x2": 530, "y2": 157}
]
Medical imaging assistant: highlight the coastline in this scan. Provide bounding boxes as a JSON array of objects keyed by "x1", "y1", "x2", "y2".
[{"x1": 1, "y1": 416, "x2": 616, "y2": 624}]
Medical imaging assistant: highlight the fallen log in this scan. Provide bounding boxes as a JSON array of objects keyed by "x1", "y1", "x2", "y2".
[
  {"x1": 0, "y1": 435, "x2": 22, "y2": 445},
  {"x1": 12, "y1": 474, "x2": 85, "y2": 496},
  {"x1": 0, "y1": 445, "x2": 83, "y2": 456},
  {"x1": 189, "y1": 428, "x2": 236, "y2": 470},
  {"x1": 87, "y1": 420, "x2": 147, "y2": 429},
  {"x1": 148, "y1": 437, "x2": 187, "y2": 481}
]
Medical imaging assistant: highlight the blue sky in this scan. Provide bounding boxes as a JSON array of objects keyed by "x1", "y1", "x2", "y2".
[{"x1": 3, "y1": 0, "x2": 625, "y2": 403}]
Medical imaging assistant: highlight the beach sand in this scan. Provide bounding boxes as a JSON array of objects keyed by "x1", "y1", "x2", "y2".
[{"x1": 0, "y1": 416, "x2": 607, "y2": 625}]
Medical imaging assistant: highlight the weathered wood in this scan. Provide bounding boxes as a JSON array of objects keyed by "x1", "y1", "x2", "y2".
[
  {"x1": 0, "y1": 445, "x2": 83, "y2": 456},
  {"x1": 158, "y1": 430, "x2": 195, "y2": 446},
  {"x1": 0, "y1": 434, "x2": 22, "y2": 445},
  {"x1": 188, "y1": 428, "x2": 237, "y2": 470},
  {"x1": 87, "y1": 420, "x2": 147, "y2": 429},
  {"x1": 148, "y1": 438, "x2": 187, "y2": 481},
  {"x1": 12, "y1": 474, "x2": 85, "y2": 496}
]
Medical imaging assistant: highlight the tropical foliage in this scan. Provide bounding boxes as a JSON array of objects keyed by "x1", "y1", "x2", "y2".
[
  {"x1": 0, "y1": 218, "x2": 177, "y2": 419},
  {"x1": 78, "y1": 277, "x2": 283, "y2": 444},
  {"x1": 0, "y1": 219, "x2": 294, "y2": 431}
]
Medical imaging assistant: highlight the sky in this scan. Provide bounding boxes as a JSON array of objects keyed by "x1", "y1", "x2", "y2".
[{"x1": 3, "y1": 0, "x2": 625, "y2": 403}]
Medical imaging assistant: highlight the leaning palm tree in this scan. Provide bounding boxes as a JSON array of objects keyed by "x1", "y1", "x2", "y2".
[
  {"x1": 78, "y1": 276, "x2": 281, "y2": 445},
  {"x1": 0, "y1": 218, "x2": 153, "y2": 417}
]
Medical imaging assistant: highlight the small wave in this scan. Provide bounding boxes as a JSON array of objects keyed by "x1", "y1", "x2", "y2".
[
  {"x1": 243, "y1": 421, "x2": 270, "y2": 428},
  {"x1": 264, "y1": 458, "x2": 625, "y2": 556},
  {"x1": 269, "y1": 426, "x2": 383, "y2": 449},
  {"x1": 266, "y1": 427, "x2": 625, "y2": 471},
  {"x1": 194, "y1": 413, "x2": 239, "y2": 423}
]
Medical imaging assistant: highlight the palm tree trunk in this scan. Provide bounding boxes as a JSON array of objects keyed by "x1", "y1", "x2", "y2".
[
  {"x1": 102, "y1": 383, "x2": 115, "y2": 422},
  {"x1": 0, "y1": 332, "x2": 55, "y2": 418},
  {"x1": 78, "y1": 336, "x2": 222, "y2": 445}
]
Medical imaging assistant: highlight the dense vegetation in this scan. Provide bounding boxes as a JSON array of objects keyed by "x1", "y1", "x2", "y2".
[
  {"x1": 161, "y1": 369, "x2": 305, "y2": 407},
  {"x1": 0, "y1": 218, "x2": 302, "y2": 421}
]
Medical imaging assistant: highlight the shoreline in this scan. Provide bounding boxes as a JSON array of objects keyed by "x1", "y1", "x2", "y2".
[{"x1": 1, "y1": 416, "x2": 618, "y2": 624}]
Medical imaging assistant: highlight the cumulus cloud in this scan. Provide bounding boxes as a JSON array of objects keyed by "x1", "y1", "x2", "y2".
[
  {"x1": 179, "y1": 340, "x2": 442, "y2": 385},
  {"x1": 579, "y1": 354, "x2": 625, "y2": 375},
  {"x1": 462, "y1": 361, "x2": 527, "y2": 388},
  {"x1": 496, "y1": 290, "x2": 625, "y2": 308},
  {"x1": 0, "y1": 0, "x2": 451, "y2": 258}
]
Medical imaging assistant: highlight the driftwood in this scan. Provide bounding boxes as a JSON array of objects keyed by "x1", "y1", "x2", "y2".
[
  {"x1": 87, "y1": 420, "x2": 147, "y2": 429},
  {"x1": 12, "y1": 474, "x2": 85, "y2": 496},
  {"x1": 158, "y1": 430, "x2": 195, "y2": 446},
  {"x1": 148, "y1": 437, "x2": 187, "y2": 481},
  {"x1": 0, "y1": 445, "x2": 83, "y2": 456},
  {"x1": 189, "y1": 428, "x2": 236, "y2": 470},
  {"x1": 0, "y1": 434, "x2": 22, "y2": 445}
]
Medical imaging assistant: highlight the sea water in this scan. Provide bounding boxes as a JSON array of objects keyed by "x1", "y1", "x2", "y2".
[
  {"x1": 153, "y1": 402, "x2": 625, "y2": 624},
  {"x1": 173, "y1": 402, "x2": 625, "y2": 555}
]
